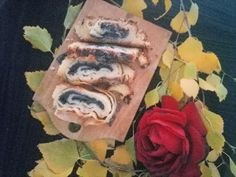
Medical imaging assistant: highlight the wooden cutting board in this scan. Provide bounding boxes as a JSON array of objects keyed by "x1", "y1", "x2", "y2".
[{"x1": 34, "y1": 0, "x2": 171, "y2": 142}]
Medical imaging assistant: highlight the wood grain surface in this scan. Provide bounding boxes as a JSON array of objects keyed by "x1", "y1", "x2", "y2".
[{"x1": 34, "y1": 0, "x2": 171, "y2": 142}]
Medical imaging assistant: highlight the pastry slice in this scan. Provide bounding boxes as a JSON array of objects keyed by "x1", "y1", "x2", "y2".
[
  {"x1": 57, "y1": 57, "x2": 135, "y2": 84},
  {"x1": 52, "y1": 84, "x2": 117, "y2": 126},
  {"x1": 67, "y1": 41, "x2": 149, "y2": 67},
  {"x1": 75, "y1": 17, "x2": 149, "y2": 48}
]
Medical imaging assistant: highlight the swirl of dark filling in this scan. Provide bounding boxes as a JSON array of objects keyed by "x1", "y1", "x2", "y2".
[
  {"x1": 97, "y1": 22, "x2": 129, "y2": 39},
  {"x1": 68, "y1": 61, "x2": 113, "y2": 75},
  {"x1": 58, "y1": 90, "x2": 105, "y2": 110}
]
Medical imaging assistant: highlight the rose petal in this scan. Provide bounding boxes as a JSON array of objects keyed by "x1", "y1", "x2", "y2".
[
  {"x1": 157, "y1": 126, "x2": 183, "y2": 154},
  {"x1": 182, "y1": 102, "x2": 207, "y2": 136},
  {"x1": 187, "y1": 125, "x2": 206, "y2": 163},
  {"x1": 162, "y1": 95, "x2": 179, "y2": 110}
]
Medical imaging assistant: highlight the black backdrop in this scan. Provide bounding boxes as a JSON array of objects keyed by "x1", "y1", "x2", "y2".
[{"x1": 0, "y1": 0, "x2": 235, "y2": 177}]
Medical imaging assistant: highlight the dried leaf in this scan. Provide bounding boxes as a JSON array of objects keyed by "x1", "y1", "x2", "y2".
[
  {"x1": 180, "y1": 78, "x2": 199, "y2": 98},
  {"x1": 169, "y1": 82, "x2": 184, "y2": 101},
  {"x1": 111, "y1": 146, "x2": 132, "y2": 165},
  {"x1": 215, "y1": 83, "x2": 228, "y2": 102},
  {"x1": 229, "y1": 156, "x2": 236, "y2": 176},
  {"x1": 208, "y1": 163, "x2": 221, "y2": 177},
  {"x1": 207, "y1": 150, "x2": 220, "y2": 162},
  {"x1": 25, "y1": 71, "x2": 45, "y2": 92},
  {"x1": 199, "y1": 78, "x2": 215, "y2": 91},
  {"x1": 144, "y1": 88, "x2": 160, "y2": 108},
  {"x1": 88, "y1": 139, "x2": 108, "y2": 161},
  {"x1": 38, "y1": 139, "x2": 78, "y2": 174},
  {"x1": 77, "y1": 160, "x2": 107, "y2": 177},
  {"x1": 187, "y1": 2, "x2": 199, "y2": 25},
  {"x1": 183, "y1": 62, "x2": 197, "y2": 79},
  {"x1": 64, "y1": 3, "x2": 82, "y2": 30},
  {"x1": 206, "y1": 132, "x2": 225, "y2": 153},
  {"x1": 162, "y1": 43, "x2": 174, "y2": 68},
  {"x1": 23, "y1": 26, "x2": 52, "y2": 52},
  {"x1": 202, "y1": 108, "x2": 224, "y2": 134},
  {"x1": 34, "y1": 111, "x2": 59, "y2": 135},
  {"x1": 125, "y1": 136, "x2": 137, "y2": 165},
  {"x1": 121, "y1": 0, "x2": 146, "y2": 17},
  {"x1": 200, "y1": 162, "x2": 211, "y2": 177},
  {"x1": 28, "y1": 160, "x2": 72, "y2": 177},
  {"x1": 178, "y1": 37, "x2": 203, "y2": 64}
]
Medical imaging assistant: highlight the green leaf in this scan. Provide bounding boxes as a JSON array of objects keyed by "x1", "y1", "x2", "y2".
[
  {"x1": 28, "y1": 160, "x2": 73, "y2": 177},
  {"x1": 199, "y1": 78, "x2": 215, "y2": 91},
  {"x1": 200, "y1": 162, "x2": 211, "y2": 177},
  {"x1": 162, "y1": 43, "x2": 174, "y2": 68},
  {"x1": 206, "y1": 132, "x2": 225, "y2": 152},
  {"x1": 64, "y1": 3, "x2": 83, "y2": 30},
  {"x1": 215, "y1": 83, "x2": 228, "y2": 102},
  {"x1": 229, "y1": 156, "x2": 236, "y2": 176},
  {"x1": 202, "y1": 108, "x2": 224, "y2": 134},
  {"x1": 23, "y1": 26, "x2": 53, "y2": 52},
  {"x1": 77, "y1": 160, "x2": 108, "y2": 177},
  {"x1": 125, "y1": 136, "x2": 137, "y2": 165},
  {"x1": 183, "y1": 62, "x2": 197, "y2": 79},
  {"x1": 144, "y1": 87, "x2": 160, "y2": 108},
  {"x1": 76, "y1": 141, "x2": 97, "y2": 160},
  {"x1": 206, "y1": 73, "x2": 221, "y2": 88},
  {"x1": 33, "y1": 111, "x2": 59, "y2": 135},
  {"x1": 207, "y1": 150, "x2": 220, "y2": 162},
  {"x1": 38, "y1": 139, "x2": 78, "y2": 174},
  {"x1": 25, "y1": 71, "x2": 45, "y2": 92},
  {"x1": 208, "y1": 162, "x2": 221, "y2": 177}
]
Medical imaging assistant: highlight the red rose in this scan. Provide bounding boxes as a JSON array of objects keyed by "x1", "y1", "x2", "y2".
[{"x1": 135, "y1": 96, "x2": 207, "y2": 177}]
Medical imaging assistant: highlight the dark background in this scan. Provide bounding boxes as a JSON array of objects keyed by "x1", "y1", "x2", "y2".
[{"x1": 0, "y1": 0, "x2": 235, "y2": 176}]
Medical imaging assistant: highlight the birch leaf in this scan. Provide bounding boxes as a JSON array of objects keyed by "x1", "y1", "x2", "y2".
[
  {"x1": 183, "y1": 62, "x2": 197, "y2": 79},
  {"x1": 25, "y1": 71, "x2": 45, "y2": 92},
  {"x1": 206, "y1": 132, "x2": 225, "y2": 152},
  {"x1": 77, "y1": 160, "x2": 107, "y2": 177},
  {"x1": 215, "y1": 83, "x2": 228, "y2": 102},
  {"x1": 152, "y1": 0, "x2": 159, "y2": 5},
  {"x1": 229, "y1": 157, "x2": 236, "y2": 176},
  {"x1": 169, "y1": 82, "x2": 184, "y2": 101},
  {"x1": 180, "y1": 78, "x2": 199, "y2": 98},
  {"x1": 170, "y1": 11, "x2": 187, "y2": 33},
  {"x1": 206, "y1": 73, "x2": 221, "y2": 88},
  {"x1": 121, "y1": 0, "x2": 146, "y2": 17},
  {"x1": 164, "y1": 0, "x2": 172, "y2": 13},
  {"x1": 34, "y1": 111, "x2": 59, "y2": 135},
  {"x1": 207, "y1": 150, "x2": 220, "y2": 162},
  {"x1": 199, "y1": 78, "x2": 215, "y2": 91},
  {"x1": 38, "y1": 139, "x2": 78, "y2": 174},
  {"x1": 125, "y1": 136, "x2": 137, "y2": 165},
  {"x1": 188, "y1": 2, "x2": 199, "y2": 25},
  {"x1": 23, "y1": 26, "x2": 52, "y2": 52},
  {"x1": 64, "y1": 3, "x2": 82, "y2": 30},
  {"x1": 144, "y1": 88, "x2": 160, "y2": 108},
  {"x1": 208, "y1": 163, "x2": 221, "y2": 177},
  {"x1": 111, "y1": 146, "x2": 132, "y2": 165},
  {"x1": 162, "y1": 43, "x2": 174, "y2": 68},
  {"x1": 88, "y1": 139, "x2": 108, "y2": 161},
  {"x1": 200, "y1": 162, "x2": 211, "y2": 177}
]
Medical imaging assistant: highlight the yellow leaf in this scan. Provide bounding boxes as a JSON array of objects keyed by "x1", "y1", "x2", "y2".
[
  {"x1": 202, "y1": 108, "x2": 224, "y2": 134},
  {"x1": 170, "y1": 11, "x2": 188, "y2": 33},
  {"x1": 159, "y1": 63, "x2": 169, "y2": 81},
  {"x1": 199, "y1": 162, "x2": 212, "y2": 177},
  {"x1": 164, "y1": 0, "x2": 172, "y2": 12},
  {"x1": 144, "y1": 88, "x2": 160, "y2": 108},
  {"x1": 77, "y1": 160, "x2": 107, "y2": 177},
  {"x1": 34, "y1": 111, "x2": 59, "y2": 135},
  {"x1": 197, "y1": 52, "x2": 221, "y2": 74},
  {"x1": 180, "y1": 78, "x2": 199, "y2": 98},
  {"x1": 207, "y1": 150, "x2": 220, "y2": 162},
  {"x1": 215, "y1": 83, "x2": 228, "y2": 102},
  {"x1": 169, "y1": 60, "x2": 185, "y2": 82},
  {"x1": 199, "y1": 78, "x2": 215, "y2": 91},
  {"x1": 162, "y1": 43, "x2": 174, "y2": 68},
  {"x1": 25, "y1": 71, "x2": 45, "y2": 92},
  {"x1": 88, "y1": 139, "x2": 108, "y2": 161},
  {"x1": 169, "y1": 82, "x2": 184, "y2": 101},
  {"x1": 183, "y1": 62, "x2": 197, "y2": 79},
  {"x1": 208, "y1": 163, "x2": 221, "y2": 177},
  {"x1": 28, "y1": 160, "x2": 72, "y2": 177},
  {"x1": 178, "y1": 37, "x2": 203, "y2": 64},
  {"x1": 125, "y1": 136, "x2": 137, "y2": 165},
  {"x1": 121, "y1": 0, "x2": 146, "y2": 18},
  {"x1": 206, "y1": 132, "x2": 225, "y2": 152},
  {"x1": 38, "y1": 139, "x2": 78, "y2": 174},
  {"x1": 206, "y1": 73, "x2": 221, "y2": 88},
  {"x1": 187, "y1": 2, "x2": 199, "y2": 25},
  {"x1": 152, "y1": 0, "x2": 159, "y2": 5},
  {"x1": 111, "y1": 146, "x2": 132, "y2": 165}
]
